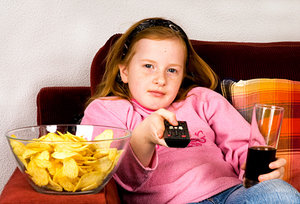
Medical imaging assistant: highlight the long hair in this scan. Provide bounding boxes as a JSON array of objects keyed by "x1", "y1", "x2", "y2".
[{"x1": 87, "y1": 17, "x2": 218, "y2": 106}]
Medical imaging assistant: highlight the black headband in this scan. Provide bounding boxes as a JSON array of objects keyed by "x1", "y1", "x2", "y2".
[{"x1": 122, "y1": 19, "x2": 190, "y2": 59}]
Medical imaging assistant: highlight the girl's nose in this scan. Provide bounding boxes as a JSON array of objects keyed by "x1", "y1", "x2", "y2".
[{"x1": 153, "y1": 70, "x2": 166, "y2": 86}]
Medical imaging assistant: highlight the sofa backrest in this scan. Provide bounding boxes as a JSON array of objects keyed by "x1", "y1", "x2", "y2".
[{"x1": 90, "y1": 33, "x2": 300, "y2": 95}]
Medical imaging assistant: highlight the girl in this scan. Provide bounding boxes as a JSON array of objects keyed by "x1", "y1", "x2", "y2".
[{"x1": 81, "y1": 18, "x2": 299, "y2": 203}]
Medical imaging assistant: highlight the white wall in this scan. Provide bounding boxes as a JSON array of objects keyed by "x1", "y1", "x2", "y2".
[{"x1": 0, "y1": 0, "x2": 299, "y2": 193}]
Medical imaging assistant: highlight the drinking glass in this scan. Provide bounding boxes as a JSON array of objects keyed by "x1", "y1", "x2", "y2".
[{"x1": 243, "y1": 104, "x2": 284, "y2": 188}]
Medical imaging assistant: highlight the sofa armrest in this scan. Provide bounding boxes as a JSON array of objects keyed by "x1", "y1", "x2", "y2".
[{"x1": 36, "y1": 86, "x2": 91, "y2": 125}]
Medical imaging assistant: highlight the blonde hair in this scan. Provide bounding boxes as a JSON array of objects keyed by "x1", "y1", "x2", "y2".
[{"x1": 87, "y1": 17, "x2": 218, "y2": 105}]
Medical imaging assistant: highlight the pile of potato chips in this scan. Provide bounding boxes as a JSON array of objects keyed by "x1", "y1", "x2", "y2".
[{"x1": 9, "y1": 129, "x2": 122, "y2": 192}]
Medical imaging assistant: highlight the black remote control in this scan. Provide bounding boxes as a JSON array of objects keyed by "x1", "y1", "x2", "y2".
[{"x1": 163, "y1": 120, "x2": 190, "y2": 148}]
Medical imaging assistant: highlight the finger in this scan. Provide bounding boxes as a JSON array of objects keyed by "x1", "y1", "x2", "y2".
[
  {"x1": 154, "y1": 127, "x2": 165, "y2": 139},
  {"x1": 269, "y1": 157, "x2": 286, "y2": 169},
  {"x1": 155, "y1": 108, "x2": 178, "y2": 126},
  {"x1": 258, "y1": 167, "x2": 285, "y2": 182},
  {"x1": 154, "y1": 131, "x2": 168, "y2": 147},
  {"x1": 152, "y1": 109, "x2": 177, "y2": 140},
  {"x1": 159, "y1": 139, "x2": 168, "y2": 147},
  {"x1": 241, "y1": 163, "x2": 246, "y2": 170},
  {"x1": 145, "y1": 111, "x2": 166, "y2": 138},
  {"x1": 279, "y1": 167, "x2": 285, "y2": 179}
]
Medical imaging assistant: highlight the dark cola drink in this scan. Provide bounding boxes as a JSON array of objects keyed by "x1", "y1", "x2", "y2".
[{"x1": 244, "y1": 146, "x2": 276, "y2": 188}]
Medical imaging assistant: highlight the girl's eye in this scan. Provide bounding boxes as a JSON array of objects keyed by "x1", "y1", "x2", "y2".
[
  {"x1": 168, "y1": 68, "x2": 177, "y2": 73},
  {"x1": 144, "y1": 64, "x2": 153, "y2": 69}
]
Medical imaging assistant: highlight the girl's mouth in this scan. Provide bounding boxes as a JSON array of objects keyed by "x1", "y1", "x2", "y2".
[{"x1": 148, "y1": 90, "x2": 165, "y2": 97}]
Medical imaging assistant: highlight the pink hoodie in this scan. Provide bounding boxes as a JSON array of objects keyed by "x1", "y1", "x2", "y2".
[{"x1": 81, "y1": 87, "x2": 250, "y2": 203}]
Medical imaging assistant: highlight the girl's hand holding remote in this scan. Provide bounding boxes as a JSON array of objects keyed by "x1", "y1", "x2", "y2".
[{"x1": 130, "y1": 108, "x2": 177, "y2": 167}]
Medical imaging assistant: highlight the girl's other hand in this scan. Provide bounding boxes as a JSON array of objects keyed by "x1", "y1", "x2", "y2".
[
  {"x1": 258, "y1": 157, "x2": 286, "y2": 182},
  {"x1": 241, "y1": 157, "x2": 286, "y2": 182}
]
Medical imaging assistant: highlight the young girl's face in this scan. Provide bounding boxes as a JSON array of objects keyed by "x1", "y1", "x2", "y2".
[{"x1": 119, "y1": 38, "x2": 186, "y2": 110}]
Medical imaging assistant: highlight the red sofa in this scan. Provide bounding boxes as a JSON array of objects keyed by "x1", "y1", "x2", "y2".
[{"x1": 1, "y1": 34, "x2": 299, "y2": 203}]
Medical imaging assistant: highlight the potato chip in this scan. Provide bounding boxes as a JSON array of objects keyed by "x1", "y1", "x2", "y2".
[
  {"x1": 38, "y1": 133, "x2": 64, "y2": 142},
  {"x1": 94, "y1": 129, "x2": 113, "y2": 140},
  {"x1": 93, "y1": 148, "x2": 110, "y2": 159},
  {"x1": 26, "y1": 160, "x2": 49, "y2": 187},
  {"x1": 94, "y1": 149, "x2": 120, "y2": 168},
  {"x1": 66, "y1": 132, "x2": 86, "y2": 142},
  {"x1": 18, "y1": 157, "x2": 28, "y2": 169},
  {"x1": 57, "y1": 131, "x2": 85, "y2": 142},
  {"x1": 47, "y1": 175, "x2": 63, "y2": 192},
  {"x1": 108, "y1": 148, "x2": 118, "y2": 161},
  {"x1": 33, "y1": 150, "x2": 52, "y2": 168},
  {"x1": 54, "y1": 168, "x2": 76, "y2": 192},
  {"x1": 115, "y1": 151, "x2": 122, "y2": 164},
  {"x1": 26, "y1": 142, "x2": 52, "y2": 152},
  {"x1": 62, "y1": 158, "x2": 79, "y2": 179},
  {"x1": 74, "y1": 171, "x2": 105, "y2": 192},
  {"x1": 51, "y1": 151, "x2": 78, "y2": 159},
  {"x1": 10, "y1": 138, "x2": 28, "y2": 168},
  {"x1": 96, "y1": 157, "x2": 113, "y2": 172},
  {"x1": 10, "y1": 138, "x2": 26, "y2": 156},
  {"x1": 54, "y1": 143, "x2": 89, "y2": 153},
  {"x1": 47, "y1": 159, "x2": 62, "y2": 176},
  {"x1": 36, "y1": 150, "x2": 50, "y2": 160},
  {"x1": 93, "y1": 129, "x2": 113, "y2": 149},
  {"x1": 78, "y1": 165, "x2": 92, "y2": 176},
  {"x1": 22, "y1": 148, "x2": 38, "y2": 159}
]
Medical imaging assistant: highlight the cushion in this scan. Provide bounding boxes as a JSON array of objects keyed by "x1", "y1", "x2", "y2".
[{"x1": 221, "y1": 78, "x2": 300, "y2": 191}]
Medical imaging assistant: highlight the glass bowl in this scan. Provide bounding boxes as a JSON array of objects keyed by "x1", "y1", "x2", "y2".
[{"x1": 6, "y1": 124, "x2": 131, "y2": 195}]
